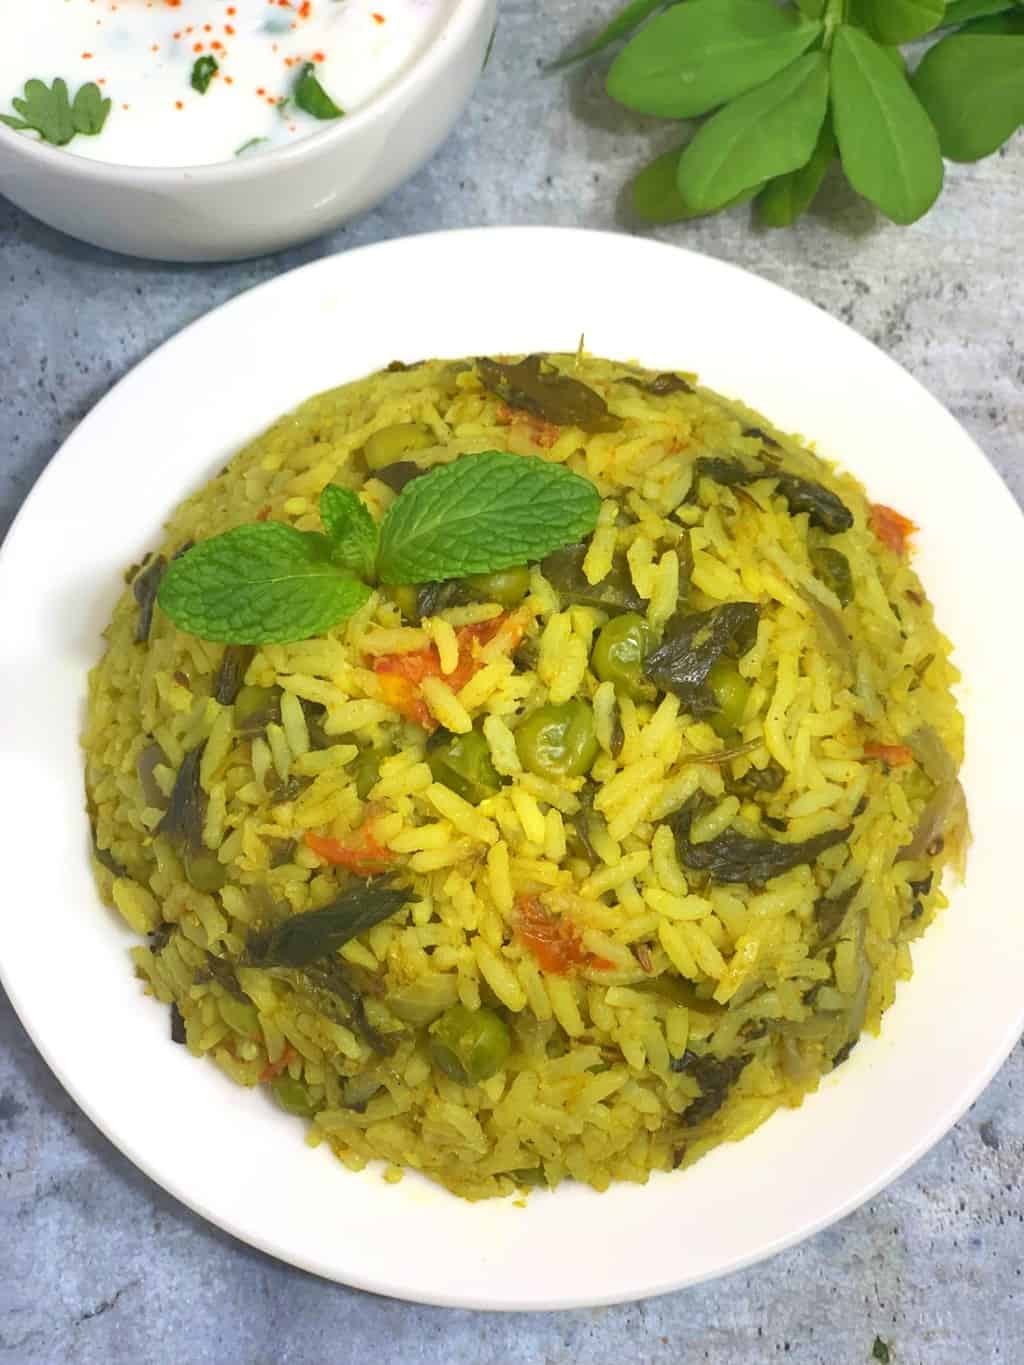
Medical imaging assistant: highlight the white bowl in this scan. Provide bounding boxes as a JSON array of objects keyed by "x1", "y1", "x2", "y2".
[
  {"x1": 0, "y1": 0, "x2": 495, "y2": 263},
  {"x1": 2, "y1": 228, "x2": 1023, "y2": 1309}
]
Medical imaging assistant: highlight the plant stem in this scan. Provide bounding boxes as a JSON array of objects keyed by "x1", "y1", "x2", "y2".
[{"x1": 823, "y1": 0, "x2": 847, "y2": 47}]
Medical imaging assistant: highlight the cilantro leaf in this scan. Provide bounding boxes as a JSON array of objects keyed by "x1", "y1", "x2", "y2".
[
  {"x1": 294, "y1": 62, "x2": 345, "y2": 120},
  {"x1": 157, "y1": 522, "x2": 371, "y2": 644},
  {"x1": 319, "y1": 484, "x2": 379, "y2": 578},
  {"x1": 72, "y1": 82, "x2": 112, "y2": 135},
  {"x1": 1, "y1": 78, "x2": 110, "y2": 145},
  {"x1": 376, "y1": 450, "x2": 601, "y2": 586},
  {"x1": 191, "y1": 56, "x2": 219, "y2": 95}
]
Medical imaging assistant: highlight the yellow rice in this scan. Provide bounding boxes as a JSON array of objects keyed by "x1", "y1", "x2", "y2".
[{"x1": 84, "y1": 354, "x2": 966, "y2": 1200}]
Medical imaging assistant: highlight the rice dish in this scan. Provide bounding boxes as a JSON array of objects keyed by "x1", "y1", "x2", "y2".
[{"x1": 84, "y1": 354, "x2": 967, "y2": 1200}]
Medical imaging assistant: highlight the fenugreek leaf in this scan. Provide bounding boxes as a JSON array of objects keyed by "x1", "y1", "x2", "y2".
[
  {"x1": 851, "y1": 0, "x2": 946, "y2": 44},
  {"x1": 633, "y1": 144, "x2": 762, "y2": 222},
  {"x1": 756, "y1": 117, "x2": 836, "y2": 227},
  {"x1": 253, "y1": 883, "x2": 411, "y2": 967},
  {"x1": 607, "y1": 0, "x2": 821, "y2": 118},
  {"x1": 676, "y1": 51, "x2": 830, "y2": 215},
  {"x1": 913, "y1": 32, "x2": 1024, "y2": 160},
  {"x1": 941, "y1": 0, "x2": 1019, "y2": 25},
  {"x1": 830, "y1": 25, "x2": 944, "y2": 224},
  {"x1": 551, "y1": 0, "x2": 666, "y2": 70}
]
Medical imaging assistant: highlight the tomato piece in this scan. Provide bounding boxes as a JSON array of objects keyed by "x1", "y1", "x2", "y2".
[
  {"x1": 259, "y1": 1046, "x2": 297, "y2": 1084},
  {"x1": 375, "y1": 670, "x2": 436, "y2": 730},
  {"x1": 514, "y1": 894, "x2": 611, "y2": 975},
  {"x1": 304, "y1": 825, "x2": 394, "y2": 875},
  {"x1": 370, "y1": 614, "x2": 522, "y2": 729},
  {"x1": 864, "y1": 741, "x2": 914, "y2": 767},
  {"x1": 869, "y1": 503, "x2": 917, "y2": 555}
]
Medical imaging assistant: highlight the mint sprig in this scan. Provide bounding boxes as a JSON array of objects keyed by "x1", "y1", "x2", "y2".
[
  {"x1": 157, "y1": 522, "x2": 371, "y2": 645},
  {"x1": 156, "y1": 451, "x2": 600, "y2": 645},
  {"x1": 376, "y1": 450, "x2": 600, "y2": 584},
  {"x1": 319, "y1": 484, "x2": 379, "y2": 577}
]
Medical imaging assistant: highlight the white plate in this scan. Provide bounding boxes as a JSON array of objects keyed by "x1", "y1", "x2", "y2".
[{"x1": 2, "y1": 228, "x2": 1023, "y2": 1311}]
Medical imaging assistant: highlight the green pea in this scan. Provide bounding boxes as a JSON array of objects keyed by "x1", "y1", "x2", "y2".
[
  {"x1": 233, "y1": 684, "x2": 281, "y2": 735},
  {"x1": 362, "y1": 422, "x2": 435, "y2": 471},
  {"x1": 386, "y1": 583, "x2": 421, "y2": 622},
  {"x1": 515, "y1": 700, "x2": 599, "y2": 779},
  {"x1": 591, "y1": 612, "x2": 654, "y2": 701},
  {"x1": 353, "y1": 750, "x2": 382, "y2": 801},
  {"x1": 427, "y1": 730, "x2": 501, "y2": 805},
  {"x1": 707, "y1": 659, "x2": 751, "y2": 739},
  {"x1": 464, "y1": 565, "x2": 532, "y2": 609},
  {"x1": 429, "y1": 1004, "x2": 511, "y2": 1085},
  {"x1": 183, "y1": 846, "x2": 227, "y2": 894},
  {"x1": 271, "y1": 1073, "x2": 318, "y2": 1118}
]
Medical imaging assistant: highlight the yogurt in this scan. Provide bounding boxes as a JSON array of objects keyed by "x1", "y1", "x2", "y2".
[{"x1": 1, "y1": 0, "x2": 448, "y2": 168}]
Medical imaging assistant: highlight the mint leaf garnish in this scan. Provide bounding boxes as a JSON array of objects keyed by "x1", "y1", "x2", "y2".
[
  {"x1": 157, "y1": 522, "x2": 370, "y2": 644},
  {"x1": 294, "y1": 62, "x2": 345, "y2": 120},
  {"x1": 191, "y1": 56, "x2": 219, "y2": 95},
  {"x1": 152, "y1": 449, "x2": 599, "y2": 646},
  {"x1": 376, "y1": 450, "x2": 601, "y2": 586},
  {"x1": 1, "y1": 78, "x2": 110, "y2": 146},
  {"x1": 320, "y1": 484, "x2": 379, "y2": 578}
]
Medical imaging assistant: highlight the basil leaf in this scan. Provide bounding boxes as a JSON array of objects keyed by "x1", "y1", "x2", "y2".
[
  {"x1": 376, "y1": 450, "x2": 600, "y2": 586},
  {"x1": 756, "y1": 117, "x2": 836, "y2": 227},
  {"x1": 913, "y1": 33, "x2": 1024, "y2": 160},
  {"x1": 158, "y1": 522, "x2": 371, "y2": 644},
  {"x1": 633, "y1": 144, "x2": 763, "y2": 222},
  {"x1": 191, "y1": 55, "x2": 219, "y2": 95},
  {"x1": 676, "y1": 52, "x2": 830, "y2": 215},
  {"x1": 607, "y1": 0, "x2": 821, "y2": 118},
  {"x1": 294, "y1": 62, "x2": 344, "y2": 119},
  {"x1": 551, "y1": 0, "x2": 665, "y2": 70},
  {"x1": 942, "y1": 0, "x2": 1019, "y2": 25},
  {"x1": 319, "y1": 484, "x2": 379, "y2": 577},
  {"x1": 851, "y1": 0, "x2": 946, "y2": 44},
  {"x1": 831, "y1": 25, "x2": 944, "y2": 225}
]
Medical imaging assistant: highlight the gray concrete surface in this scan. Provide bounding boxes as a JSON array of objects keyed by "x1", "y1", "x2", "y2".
[{"x1": 2, "y1": 3, "x2": 1022, "y2": 1361}]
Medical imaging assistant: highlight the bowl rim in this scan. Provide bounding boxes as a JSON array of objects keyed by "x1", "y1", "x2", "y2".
[{"x1": 0, "y1": 0, "x2": 490, "y2": 183}]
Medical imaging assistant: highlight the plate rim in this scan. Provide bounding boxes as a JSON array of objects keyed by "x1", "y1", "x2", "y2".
[{"x1": 3, "y1": 225, "x2": 1024, "y2": 1311}]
